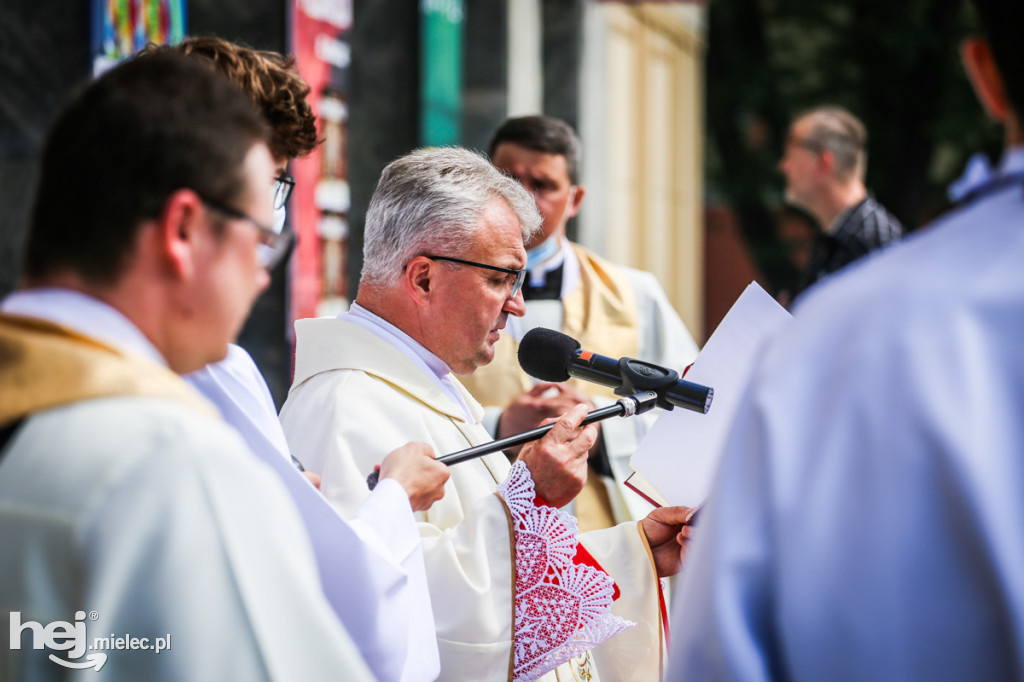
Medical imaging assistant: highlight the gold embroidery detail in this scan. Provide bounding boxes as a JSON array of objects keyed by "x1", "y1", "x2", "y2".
[{"x1": 571, "y1": 651, "x2": 594, "y2": 681}]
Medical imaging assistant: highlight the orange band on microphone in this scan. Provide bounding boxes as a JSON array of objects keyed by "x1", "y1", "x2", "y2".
[{"x1": 580, "y1": 350, "x2": 593, "y2": 362}]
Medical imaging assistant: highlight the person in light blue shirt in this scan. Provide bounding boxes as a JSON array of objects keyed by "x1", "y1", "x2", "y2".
[{"x1": 670, "y1": 1, "x2": 1024, "y2": 679}]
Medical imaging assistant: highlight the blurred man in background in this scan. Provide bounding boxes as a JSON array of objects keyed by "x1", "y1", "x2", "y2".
[{"x1": 778, "y1": 105, "x2": 904, "y2": 304}]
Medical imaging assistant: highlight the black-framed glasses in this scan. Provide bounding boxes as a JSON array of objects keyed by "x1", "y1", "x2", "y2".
[
  {"x1": 273, "y1": 174, "x2": 295, "y2": 210},
  {"x1": 426, "y1": 255, "x2": 526, "y2": 298},
  {"x1": 199, "y1": 194, "x2": 294, "y2": 270}
]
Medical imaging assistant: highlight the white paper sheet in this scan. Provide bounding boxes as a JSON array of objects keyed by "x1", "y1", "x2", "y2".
[{"x1": 629, "y1": 282, "x2": 792, "y2": 507}]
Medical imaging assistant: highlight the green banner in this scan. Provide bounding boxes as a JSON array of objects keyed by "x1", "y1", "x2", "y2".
[{"x1": 420, "y1": 0, "x2": 464, "y2": 146}]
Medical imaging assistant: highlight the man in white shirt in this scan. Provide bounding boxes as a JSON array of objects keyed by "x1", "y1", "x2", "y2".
[
  {"x1": 670, "y1": 1, "x2": 1024, "y2": 679},
  {"x1": 0, "y1": 53, "x2": 374, "y2": 680}
]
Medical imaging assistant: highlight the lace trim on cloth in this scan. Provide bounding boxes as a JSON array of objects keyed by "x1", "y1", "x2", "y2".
[{"x1": 498, "y1": 461, "x2": 634, "y2": 681}]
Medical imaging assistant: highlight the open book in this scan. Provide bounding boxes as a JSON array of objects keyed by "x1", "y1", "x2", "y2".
[{"x1": 626, "y1": 282, "x2": 792, "y2": 509}]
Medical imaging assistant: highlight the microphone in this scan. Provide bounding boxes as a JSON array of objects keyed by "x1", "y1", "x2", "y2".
[
  {"x1": 517, "y1": 328, "x2": 713, "y2": 414},
  {"x1": 367, "y1": 390, "x2": 661, "y2": 489}
]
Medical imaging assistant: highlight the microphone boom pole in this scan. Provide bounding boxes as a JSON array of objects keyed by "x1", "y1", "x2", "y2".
[{"x1": 366, "y1": 391, "x2": 659, "y2": 490}]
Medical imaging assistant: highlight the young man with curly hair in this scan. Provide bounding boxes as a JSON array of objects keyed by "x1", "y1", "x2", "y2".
[{"x1": 146, "y1": 37, "x2": 447, "y2": 682}]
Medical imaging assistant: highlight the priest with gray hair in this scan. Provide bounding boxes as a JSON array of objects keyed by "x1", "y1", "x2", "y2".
[{"x1": 280, "y1": 146, "x2": 695, "y2": 681}]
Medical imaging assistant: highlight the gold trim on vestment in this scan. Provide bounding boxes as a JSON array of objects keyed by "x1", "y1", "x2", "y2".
[
  {"x1": 0, "y1": 313, "x2": 216, "y2": 425},
  {"x1": 636, "y1": 520, "x2": 665, "y2": 678}
]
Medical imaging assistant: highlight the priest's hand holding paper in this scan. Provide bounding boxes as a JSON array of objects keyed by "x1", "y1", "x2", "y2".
[
  {"x1": 641, "y1": 505, "x2": 697, "y2": 577},
  {"x1": 376, "y1": 442, "x2": 450, "y2": 512},
  {"x1": 517, "y1": 403, "x2": 598, "y2": 508},
  {"x1": 497, "y1": 382, "x2": 600, "y2": 457}
]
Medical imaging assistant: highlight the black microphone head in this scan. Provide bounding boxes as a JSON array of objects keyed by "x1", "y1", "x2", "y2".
[{"x1": 518, "y1": 328, "x2": 580, "y2": 382}]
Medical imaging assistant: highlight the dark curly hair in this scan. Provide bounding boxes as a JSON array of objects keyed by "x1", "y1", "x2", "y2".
[{"x1": 144, "y1": 36, "x2": 319, "y2": 161}]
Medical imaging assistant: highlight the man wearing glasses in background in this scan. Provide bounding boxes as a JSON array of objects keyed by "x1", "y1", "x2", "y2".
[
  {"x1": 778, "y1": 106, "x2": 904, "y2": 306},
  {"x1": 280, "y1": 146, "x2": 695, "y2": 681}
]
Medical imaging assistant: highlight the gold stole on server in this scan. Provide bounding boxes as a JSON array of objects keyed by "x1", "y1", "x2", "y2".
[
  {"x1": 0, "y1": 313, "x2": 217, "y2": 426},
  {"x1": 460, "y1": 243, "x2": 641, "y2": 408}
]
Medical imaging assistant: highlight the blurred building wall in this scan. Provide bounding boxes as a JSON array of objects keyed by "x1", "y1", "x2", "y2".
[
  {"x1": 0, "y1": 0, "x2": 294, "y2": 405},
  {"x1": 578, "y1": 4, "x2": 707, "y2": 341},
  {"x1": 0, "y1": 2, "x2": 91, "y2": 300},
  {"x1": 501, "y1": 1, "x2": 708, "y2": 341}
]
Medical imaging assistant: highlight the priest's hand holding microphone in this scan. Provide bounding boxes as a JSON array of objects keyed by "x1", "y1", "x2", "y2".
[
  {"x1": 516, "y1": 403, "x2": 599, "y2": 507},
  {"x1": 497, "y1": 382, "x2": 600, "y2": 458},
  {"x1": 371, "y1": 444, "x2": 450, "y2": 512}
]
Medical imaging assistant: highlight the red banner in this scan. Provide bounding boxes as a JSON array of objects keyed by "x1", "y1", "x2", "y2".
[{"x1": 290, "y1": 0, "x2": 353, "y2": 322}]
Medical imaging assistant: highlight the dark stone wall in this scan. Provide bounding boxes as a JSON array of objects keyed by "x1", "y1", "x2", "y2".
[
  {"x1": 542, "y1": 0, "x2": 582, "y2": 241},
  {"x1": 542, "y1": 0, "x2": 581, "y2": 133},
  {"x1": 0, "y1": 1, "x2": 91, "y2": 296},
  {"x1": 189, "y1": 0, "x2": 285, "y2": 51},
  {"x1": 0, "y1": 0, "x2": 294, "y2": 406},
  {"x1": 462, "y1": 1, "x2": 508, "y2": 154},
  {"x1": 346, "y1": 0, "x2": 421, "y2": 300}
]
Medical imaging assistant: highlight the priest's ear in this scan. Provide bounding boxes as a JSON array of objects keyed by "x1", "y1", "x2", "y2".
[
  {"x1": 403, "y1": 255, "x2": 436, "y2": 305},
  {"x1": 962, "y1": 37, "x2": 1010, "y2": 124}
]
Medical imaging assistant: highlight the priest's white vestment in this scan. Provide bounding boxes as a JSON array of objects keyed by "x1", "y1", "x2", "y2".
[{"x1": 280, "y1": 316, "x2": 667, "y2": 681}]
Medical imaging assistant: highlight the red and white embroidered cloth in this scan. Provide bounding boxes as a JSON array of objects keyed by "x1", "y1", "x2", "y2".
[{"x1": 498, "y1": 461, "x2": 633, "y2": 681}]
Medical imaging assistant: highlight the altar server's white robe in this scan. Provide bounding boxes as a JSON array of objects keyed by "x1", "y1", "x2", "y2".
[
  {"x1": 0, "y1": 299, "x2": 373, "y2": 682},
  {"x1": 187, "y1": 343, "x2": 439, "y2": 682}
]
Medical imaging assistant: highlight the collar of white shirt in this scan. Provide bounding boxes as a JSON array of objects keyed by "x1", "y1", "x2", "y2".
[
  {"x1": 1, "y1": 288, "x2": 166, "y2": 366},
  {"x1": 1000, "y1": 146, "x2": 1024, "y2": 175},
  {"x1": 527, "y1": 237, "x2": 581, "y2": 299},
  {"x1": 343, "y1": 302, "x2": 475, "y2": 422}
]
